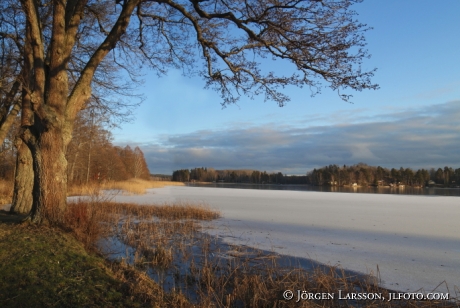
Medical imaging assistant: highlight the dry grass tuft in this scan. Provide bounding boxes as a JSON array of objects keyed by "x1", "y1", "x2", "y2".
[
  {"x1": 109, "y1": 261, "x2": 191, "y2": 307},
  {"x1": 123, "y1": 202, "x2": 220, "y2": 220},
  {"x1": 62, "y1": 201, "x2": 107, "y2": 249}
]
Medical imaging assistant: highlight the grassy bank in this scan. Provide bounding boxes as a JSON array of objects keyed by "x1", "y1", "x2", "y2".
[{"x1": 0, "y1": 214, "x2": 190, "y2": 307}]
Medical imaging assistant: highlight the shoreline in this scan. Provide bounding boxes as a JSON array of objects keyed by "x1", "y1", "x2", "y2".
[
  {"x1": 185, "y1": 182, "x2": 460, "y2": 197},
  {"x1": 107, "y1": 186, "x2": 460, "y2": 296}
]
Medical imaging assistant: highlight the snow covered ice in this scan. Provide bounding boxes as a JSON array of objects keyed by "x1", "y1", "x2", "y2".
[{"x1": 107, "y1": 186, "x2": 460, "y2": 295}]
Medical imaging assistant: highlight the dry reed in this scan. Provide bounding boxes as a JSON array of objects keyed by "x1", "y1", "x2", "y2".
[
  {"x1": 101, "y1": 179, "x2": 184, "y2": 195},
  {"x1": 60, "y1": 197, "x2": 458, "y2": 308},
  {"x1": 68, "y1": 179, "x2": 185, "y2": 196},
  {"x1": 67, "y1": 182, "x2": 103, "y2": 197}
]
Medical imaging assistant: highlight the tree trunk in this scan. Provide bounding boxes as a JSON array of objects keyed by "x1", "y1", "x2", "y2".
[
  {"x1": 68, "y1": 142, "x2": 82, "y2": 184},
  {"x1": 10, "y1": 138, "x2": 33, "y2": 214},
  {"x1": 85, "y1": 140, "x2": 92, "y2": 184},
  {"x1": 26, "y1": 127, "x2": 68, "y2": 224}
]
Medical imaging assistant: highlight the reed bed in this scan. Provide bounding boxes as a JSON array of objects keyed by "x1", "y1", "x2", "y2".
[
  {"x1": 101, "y1": 179, "x2": 184, "y2": 195},
  {"x1": 62, "y1": 198, "x2": 458, "y2": 307},
  {"x1": 67, "y1": 182, "x2": 103, "y2": 197},
  {"x1": 63, "y1": 199, "x2": 219, "y2": 249},
  {"x1": 67, "y1": 179, "x2": 185, "y2": 196}
]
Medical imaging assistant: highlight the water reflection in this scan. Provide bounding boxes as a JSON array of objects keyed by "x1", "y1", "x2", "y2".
[{"x1": 187, "y1": 183, "x2": 460, "y2": 196}]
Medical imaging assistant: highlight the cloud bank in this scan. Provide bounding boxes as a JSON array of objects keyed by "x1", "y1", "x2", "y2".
[{"x1": 139, "y1": 101, "x2": 460, "y2": 175}]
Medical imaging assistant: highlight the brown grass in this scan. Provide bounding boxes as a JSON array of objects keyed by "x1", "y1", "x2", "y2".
[
  {"x1": 62, "y1": 198, "x2": 219, "y2": 250},
  {"x1": 108, "y1": 261, "x2": 191, "y2": 307},
  {"x1": 101, "y1": 178, "x2": 184, "y2": 195},
  {"x1": 68, "y1": 179, "x2": 185, "y2": 196},
  {"x1": 67, "y1": 182, "x2": 103, "y2": 197}
]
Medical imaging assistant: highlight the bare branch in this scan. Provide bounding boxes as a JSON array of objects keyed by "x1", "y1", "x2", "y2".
[{"x1": 67, "y1": 0, "x2": 141, "y2": 119}]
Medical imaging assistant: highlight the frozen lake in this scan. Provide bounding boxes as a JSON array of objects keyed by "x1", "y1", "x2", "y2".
[{"x1": 107, "y1": 186, "x2": 460, "y2": 295}]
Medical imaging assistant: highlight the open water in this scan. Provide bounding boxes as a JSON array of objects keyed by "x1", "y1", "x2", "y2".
[{"x1": 187, "y1": 182, "x2": 460, "y2": 196}]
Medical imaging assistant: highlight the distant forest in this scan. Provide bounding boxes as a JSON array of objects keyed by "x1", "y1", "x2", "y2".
[
  {"x1": 173, "y1": 168, "x2": 307, "y2": 185},
  {"x1": 0, "y1": 110, "x2": 150, "y2": 184},
  {"x1": 172, "y1": 163, "x2": 460, "y2": 188}
]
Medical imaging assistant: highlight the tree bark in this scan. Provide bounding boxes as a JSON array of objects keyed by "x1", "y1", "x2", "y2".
[
  {"x1": 10, "y1": 138, "x2": 33, "y2": 214},
  {"x1": 24, "y1": 127, "x2": 68, "y2": 224}
]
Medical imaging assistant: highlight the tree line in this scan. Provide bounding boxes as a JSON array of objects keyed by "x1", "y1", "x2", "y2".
[
  {"x1": 0, "y1": 109, "x2": 151, "y2": 184},
  {"x1": 308, "y1": 164, "x2": 460, "y2": 187},
  {"x1": 172, "y1": 164, "x2": 460, "y2": 187},
  {"x1": 172, "y1": 167, "x2": 308, "y2": 184},
  {"x1": 66, "y1": 110, "x2": 150, "y2": 184}
]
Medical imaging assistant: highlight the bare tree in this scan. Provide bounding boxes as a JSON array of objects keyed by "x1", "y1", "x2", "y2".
[
  {"x1": 0, "y1": 36, "x2": 22, "y2": 145},
  {"x1": 1, "y1": 0, "x2": 377, "y2": 223},
  {"x1": 0, "y1": 86, "x2": 21, "y2": 146},
  {"x1": 132, "y1": 146, "x2": 150, "y2": 179},
  {"x1": 0, "y1": 120, "x2": 18, "y2": 180}
]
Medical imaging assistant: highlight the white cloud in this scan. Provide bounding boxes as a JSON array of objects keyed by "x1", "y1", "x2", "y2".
[{"x1": 142, "y1": 101, "x2": 460, "y2": 174}]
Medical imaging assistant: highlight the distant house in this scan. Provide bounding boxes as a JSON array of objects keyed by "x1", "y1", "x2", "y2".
[{"x1": 352, "y1": 183, "x2": 358, "y2": 187}]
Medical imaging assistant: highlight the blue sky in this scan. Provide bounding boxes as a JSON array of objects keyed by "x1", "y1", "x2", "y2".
[{"x1": 112, "y1": 0, "x2": 460, "y2": 175}]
